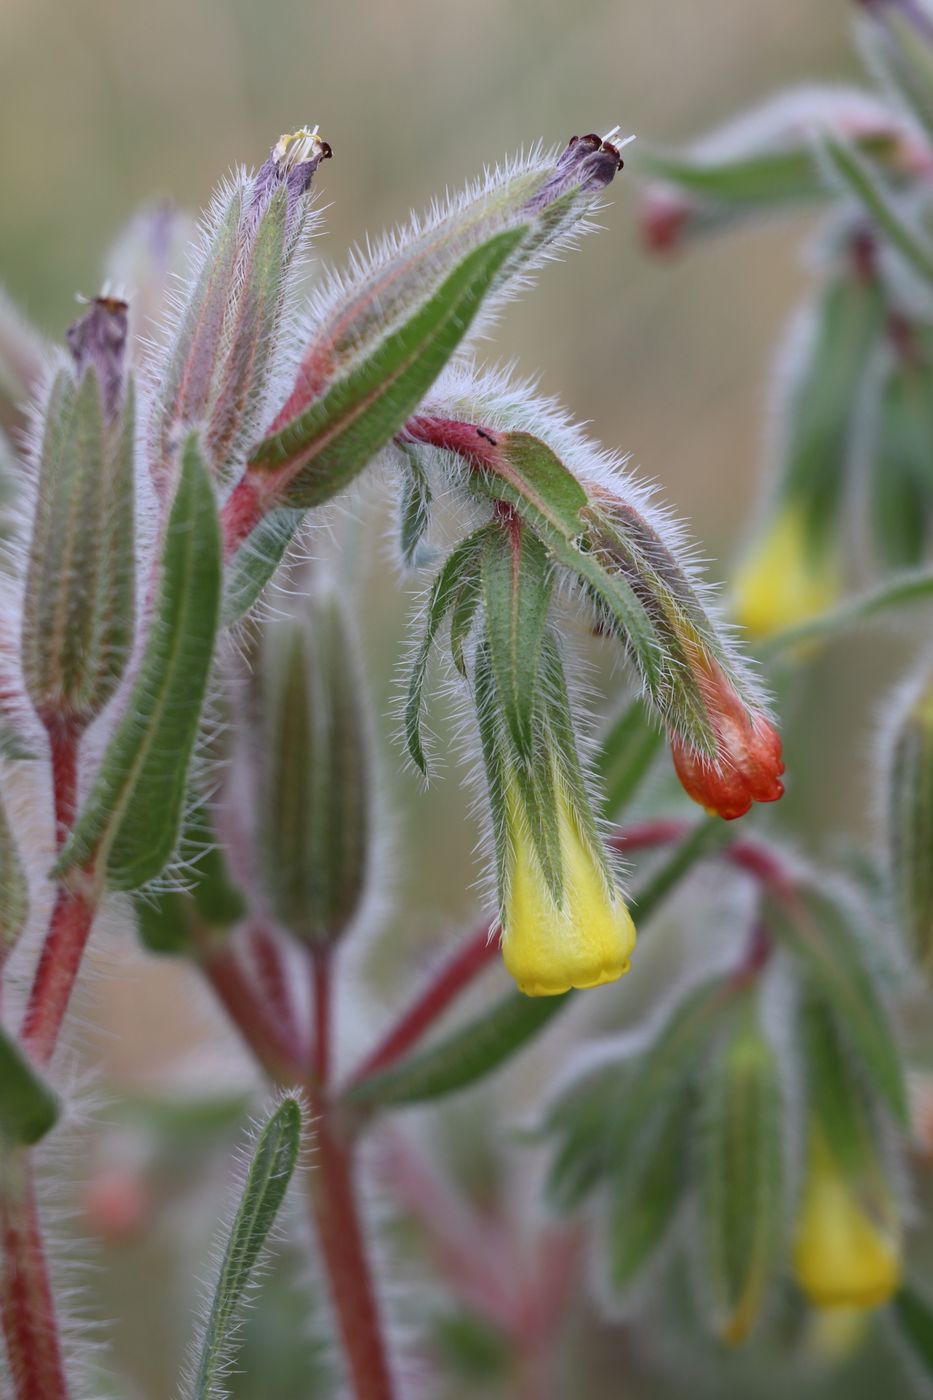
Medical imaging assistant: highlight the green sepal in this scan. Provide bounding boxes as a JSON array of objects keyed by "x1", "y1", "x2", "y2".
[
  {"x1": 890, "y1": 677, "x2": 933, "y2": 981},
  {"x1": 397, "y1": 443, "x2": 435, "y2": 568},
  {"x1": 56, "y1": 436, "x2": 222, "y2": 891},
  {"x1": 481, "y1": 519, "x2": 553, "y2": 763},
  {"x1": 766, "y1": 884, "x2": 907, "y2": 1123},
  {"x1": 248, "y1": 228, "x2": 526, "y2": 508},
  {"x1": 0, "y1": 1022, "x2": 59, "y2": 1146},
  {"x1": 222, "y1": 506, "x2": 304, "y2": 625},
  {"x1": 696, "y1": 1000, "x2": 784, "y2": 1345},
  {"x1": 543, "y1": 1062, "x2": 633, "y2": 1213},
  {"x1": 892, "y1": 1286, "x2": 933, "y2": 1382},
  {"x1": 405, "y1": 525, "x2": 492, "y2": 774},
  {"x1": 188, "y1": 1096, "x2": 302, "y2": 1400},
  {"x1": 797, "y1": 985, "x2": 876, "y2": 1177},
  {"x1": 133, "y1": 806, "x2": 247, "y2": 955}
]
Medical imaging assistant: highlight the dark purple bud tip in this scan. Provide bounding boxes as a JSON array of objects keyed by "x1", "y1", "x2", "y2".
[
  {"x1": 527, "y1": 124, "x2": 633, "y2": 212},
  {"x1": 66, "y1": 293, "x2": 129, "y2": 421}
]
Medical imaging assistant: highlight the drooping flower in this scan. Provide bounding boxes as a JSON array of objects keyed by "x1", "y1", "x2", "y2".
[
  {"x1": 733, "y1": 507, "x2": 840, "y2": 640},
  {"x1": 670, "y1": 655, "x2": 784, "y2": 821},
  {"x1": 500, "y1": 776, "x2": 636, "y2": 997},
  {"x1": 792, "y1": 1130, "x2": 901, "y2": 1311}
]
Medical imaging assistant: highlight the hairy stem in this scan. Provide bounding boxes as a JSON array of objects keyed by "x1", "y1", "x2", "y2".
[
  {"x1": 44, "y1": 720, "x2": 79, "y2": 850},
  {"x1": 199, "y1": 941, "x2": 301, "y2": 1084},
  {"x1": 306, "y1": 1110, "x2": 396, "y2": 1400},
  {"x1": 0, "y1": 1153, "x2": 69, "y2": 1400},
  {"x1": 311, "y1": 947, "x2": 332, "y2": 1087},
  {"x1": 21, "y1": 886, "x2": 96, "y2": 1066},
  {"x1": 346, "y1": 924, "x2": 495, "y2": 1090}
]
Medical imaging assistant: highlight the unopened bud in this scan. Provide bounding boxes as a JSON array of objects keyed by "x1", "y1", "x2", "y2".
[
  {"x1": 22, "y1": 302, "x2": 135, "y2": 730},
  {"x1": 256, "y1": 592, "x2": 371, "y2": 948},
  {"x1": 670, "y1": 654, "x2": 784, "y2": 821},
  {"x1": 733, "y1": 506, "x2": 841, "y2": 639}
]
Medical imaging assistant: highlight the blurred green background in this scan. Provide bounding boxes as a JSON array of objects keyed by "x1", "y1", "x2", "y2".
[{"x1": 4, "y1": 2, "x2": 919, "y2": 1398}]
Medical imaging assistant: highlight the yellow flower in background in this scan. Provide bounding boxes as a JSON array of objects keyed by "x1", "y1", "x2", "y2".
[
  {"x1": 500, "y1": 778, "x2": 636, "y2": 997},
  {"x1": 733, "y1": 507, "x2": 840, "y2": 639},
  {"x1": 792, "y1": 1131, "x2": 901, "y2": 1311}
]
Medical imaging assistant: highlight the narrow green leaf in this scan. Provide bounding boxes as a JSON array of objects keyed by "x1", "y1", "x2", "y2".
[
  {"x1": 250, "y1": 229, "x2": 527, "y2": 508},
  {"x1": 890, "y1": 678, "x2": 933, "y2": 982},
  {"x1": 133, "y1": 806, "x2": 246, "y2": 956},
  {"x1": 0, "y1": 1023, "x2": 59, "y2": 1145},
  {"x1": 861, "y1": 5, "x2": 933, "y2": 146},
  {"x1": 608, "y1": 1084, "x2": 689, "y2": 1293},
  {"x1": 798, "y1": 986, "x2": 876, "y2": 1176},
  {"x1": 344, "y1": 822, "x2": 724, "y2": 1110},
  {"x1": 767, "y1": 885, "x2": 907, "y2": 1122},
  {"x1": 405, "y1": 527, "x2": 491, "y2": 773},
  {"x1": 481, "y1": 522, "x2": 553, "y2": 762},
  {"x1": 697, "y1": 1006, "x2": 783, "y2": 1345},
  {"x1": 870, "y1": 346, "x2": 933, "y2": 568},
  {"x1": 57, "y1": 437, "x2": 222, "y2": 890},
  {"x1": 639, "y1": 131, "x2": 901, "y2": 210},
  {"x1": 821, "y1": 132, "x2": 933, "y2": 284},
  {"x1": 759, "y1": 566, "x2": 933, "y2": 657},
  {"x1": 189, "y1": 1097, "x2": 302, "y2": 1400}
]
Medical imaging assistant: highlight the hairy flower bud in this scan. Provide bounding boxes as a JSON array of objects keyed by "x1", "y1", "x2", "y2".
[
  {"x1": 792, "y1": 1128, "x2": 901, "y2": 1310},
  {"x1": 0, "y1": 784, "x2": 27, "y2": 968},
  {"x1": 500, "y1": 772, "x2": 636, "y2": 997},
  {"x1": 670, "y1": 654, "x2": 784, "y2": 821},
  {"x1": 21, "y1": 297, "x2": 135, "y2": 730},
  {"x1": 151, "y1": 127, "x2": 329, "y2": 486},
  {"x1": 256, "y1": 593, "x2": 370, "y2": 949}
]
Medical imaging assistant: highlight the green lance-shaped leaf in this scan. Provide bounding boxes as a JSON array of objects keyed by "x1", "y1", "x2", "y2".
[
  {"x1": 343, "y1": 822, "x2": 727, "y2": 1111},
  {"x1": 223, "y1": 231, "x2": 525, "y2": 622},
  {"x1": 766, "y1": 884, "x2": 907, "y2": 1122},
  {"x1": 608, "y1": 1082, "x2": 689, "y2": 1294},
  {"x1": 696, "y1": 1002, "x2": 783, "y2": 1345},
  {"x1": 759, "y1": 563, "x2": 933, "y2": 658},
  {"x1": 57, "y1": 436, "x2": 222, "y2": 890},
  {"x1": 871, "y1": 340, "x2": 933, "y2": 568},
  {"x1": 481, "y1": 518, "x2": 553, "y2": 763},
  {"x1": 249, "y1": 228, "x2": 526, "y2": 509},
  {"x1": 0, "y1": 785, "x2": 27, "y2": 963},
  {"x1": 778, "y1": 265, "x2": 885, "y2": 549},
  {"x1": 892, "y1": 1286, "x2": 933, "y2": 1383},
  {"x1": 0, "y1": 1021, "x2": 59, "y2": 1145},
  {"x1": 798, "y1": 985, "x2": 877, "y2": 1177},
  {"x1": 22, "y1": 369, "x2": 136, "y2": 727},
  {"x1": 596, "y1": 696, "x2": 664, "y2": 819},
  {"x1": 888, "y1": 668, "x2": 933, "y2": 982},
  {"x1": 821, "y1": 133, "x2": 933, "y2": 286},
  {"x1": 187, "y1": 1096, "x2": 302, "y2": 1400},
  {"x1": 258, "y1": 595, "x2": 370, "y2": 947},
  {"x1": 860, "y1": 2, "x2": 933, "y2": 147},
  {"x1": 639, "y1": 130, "x2": 902, "y2": 215},
  {"x1": 405, "y1": 524, "x2": 492, "y2": 774}
]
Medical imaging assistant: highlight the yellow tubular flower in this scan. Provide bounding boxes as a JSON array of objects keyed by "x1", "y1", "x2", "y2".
[
  {"x1": 792, "y1": 1131, "x2": 901, "y2": 1311},
  {"x1": 500, "y1": 779, "x2": 636, "y2": 997},
  {"x1": 732, "y1": 507, "x2": 840, "y2": 640}
]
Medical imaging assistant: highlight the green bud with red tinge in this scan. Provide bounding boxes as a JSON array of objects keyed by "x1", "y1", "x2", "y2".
[
  {"x1": 888, "y1": 662, "x2": 933, "y2": 980},
  {"x1": 21, "y1": 296, "x2": 135, "y2": 733}
]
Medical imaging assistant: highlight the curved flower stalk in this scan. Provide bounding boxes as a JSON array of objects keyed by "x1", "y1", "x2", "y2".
[
  {"x1": 400, "y1": 361, "x2": 784, "y2": 836},
  {"x1": 792, "y1": 1127, "x2": 902, "y2": 1310}
]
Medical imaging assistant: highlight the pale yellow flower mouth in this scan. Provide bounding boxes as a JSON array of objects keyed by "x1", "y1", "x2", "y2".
[{"x1": 500, "y1": 779, "x2": 636, "y2": 998}]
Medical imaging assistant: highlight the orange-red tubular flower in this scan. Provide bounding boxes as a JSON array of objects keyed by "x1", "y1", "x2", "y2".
[{"x1": 669, "y1": 658, "x2": 785, "y2": 821}]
